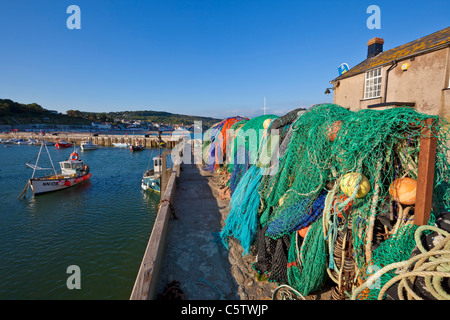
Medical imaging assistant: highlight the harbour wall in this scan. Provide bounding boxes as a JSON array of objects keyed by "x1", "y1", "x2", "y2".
[{"x1": 0, "y1": 133, "x2": 182, "y2": 148}]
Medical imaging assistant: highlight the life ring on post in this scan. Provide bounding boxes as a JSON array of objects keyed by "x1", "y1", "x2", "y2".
[{"x1": 70, "y1": 152, "x2": 79, "y2": 161}]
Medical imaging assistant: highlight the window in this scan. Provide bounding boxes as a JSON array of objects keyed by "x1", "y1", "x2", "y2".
[{"x1": 364, "y1": 67, "x2": 382, "y2": 99}]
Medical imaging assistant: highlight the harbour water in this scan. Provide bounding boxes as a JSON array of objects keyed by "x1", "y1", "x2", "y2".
[{"x1": 0, "y1": 144, "x2": 169, "y2": 299}]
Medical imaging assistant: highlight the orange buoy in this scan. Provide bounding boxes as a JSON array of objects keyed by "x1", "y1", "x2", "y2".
[
  {"x1": 298, "y1": 226, "x2": 310, "y2": 238},
  {"x1": 389, "y1": 177, "x2": 417, "y2": 205},
  {"x1": 326, "y1": 121, "x2": 342, "y2": 142},
  {"x1": 332, "y1": 194, "x2": 353, "y2": 218},
  {"x1": 64, "y1": 180, "x2": 71, "y2": 187},
  {"x1": 70, "y1": 152, "x2": 79, "y2": 161}
]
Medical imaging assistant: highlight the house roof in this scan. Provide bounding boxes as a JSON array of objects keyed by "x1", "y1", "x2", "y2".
[{"x1": 333, "y1": 26, "x2": 450, "y2": 81}]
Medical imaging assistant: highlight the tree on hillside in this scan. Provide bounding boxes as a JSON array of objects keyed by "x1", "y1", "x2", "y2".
[{"x1": 66, "y1": 110, "x2": 83, "y2": 118}]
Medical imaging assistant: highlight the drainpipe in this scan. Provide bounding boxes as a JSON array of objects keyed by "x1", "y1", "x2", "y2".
[{"x1": 383, "y1": 60, "x2": 397, "y2": 103}]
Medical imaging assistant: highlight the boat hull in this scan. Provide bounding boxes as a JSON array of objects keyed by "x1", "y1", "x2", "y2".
[
  {"x1": 81, "y1": 145, "x2": 99, "y2": 150},
  {"x1": 30, "y1": 173, "x2": 91, "y2": 195},
  {"x1": 55, "y1": 143, "x2": 73, "y2": 149},
  {"x1": 112, "y1": 143, "x2": 130, "y2": 148},
  {"x1": 141, "y1": 173, "x2": 160, "y2": 193},
  {"x1": 130, "y1": 145, "x2": 145, "y2": 151}
]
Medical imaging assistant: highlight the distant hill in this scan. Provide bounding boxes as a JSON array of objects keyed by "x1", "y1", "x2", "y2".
[
  {"x1": 0, "y1": 99, "x2": 222, "y2": 127},
  {"x1": 0, "y1": 99, "x2": 91, "y2": 126},
  {"x1": 104, "y1": 110, "x2": 221, "y2": 127}
]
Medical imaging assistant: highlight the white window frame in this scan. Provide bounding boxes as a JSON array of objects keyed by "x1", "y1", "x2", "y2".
[{"x1": 364, "y1": 67, "x2": 382, "y2": 99}]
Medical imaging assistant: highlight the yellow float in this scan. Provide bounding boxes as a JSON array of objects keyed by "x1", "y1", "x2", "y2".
[{"x1": 339, "y1": 172, "x2": 371, "y2": 199}]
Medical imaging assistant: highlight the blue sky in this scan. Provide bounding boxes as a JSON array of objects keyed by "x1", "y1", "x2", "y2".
[{"x1": 0, "y1": 1, "x2": 448, "y2": 119}]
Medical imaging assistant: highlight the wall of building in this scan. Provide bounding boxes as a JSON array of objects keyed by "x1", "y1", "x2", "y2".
[{"x1": 334, "y1": 47, "x2": 450, "y2": 119}]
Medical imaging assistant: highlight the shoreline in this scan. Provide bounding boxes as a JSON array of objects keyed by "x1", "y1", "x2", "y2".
[{"x1": 0, "y1": 132, "x2": 183, "y2": 148}]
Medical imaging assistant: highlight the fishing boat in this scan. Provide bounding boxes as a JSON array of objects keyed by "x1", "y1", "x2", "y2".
[
  {"x1": 141, "y1": 155, "x2": 162, "y2": 192},
  {"x1": 3, "y1": 139, "x2": 15, "y2": 144},
  {"x1": 141, "y1": 129, "x2": 163, "y2": 192},
  {"x1": 15, "y1": 139, "x2": 28, "y2": 145},
  {"x1": 81, "y1": 140, "x2": 99, "y2": 150},
  {"x1": 19, "y1": 143, "x2": 91, "y2": 197},
  {"x1": 27, "y1": 139, "x2": 39, "y2": 145},
  {"x1": 130, "y1": 144, "x2": 145, "y2": 151},
  {"x1": 55, "y1": 139, "x2": 73, "y2": 149},
  {"x1": 112, "y1": 142, "x2": 130, "y2": 148}
]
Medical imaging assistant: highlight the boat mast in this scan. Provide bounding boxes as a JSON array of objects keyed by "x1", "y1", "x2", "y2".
[
  {"x1": 45, "y1": 142, "x2": 57, "y2": 175},
  {"x1": 31, "y1": 143, "x2": 44, "y2": 179},
  {"x1": 30, "y1": 141, "x2": 57, "y2": 179}
]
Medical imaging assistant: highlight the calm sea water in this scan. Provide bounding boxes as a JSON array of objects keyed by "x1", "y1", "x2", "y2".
[{"x1": 0, "y1": 144, "x2": 167, "y2": 299}]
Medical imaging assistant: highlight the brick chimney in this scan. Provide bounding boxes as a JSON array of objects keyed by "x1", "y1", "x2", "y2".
[{"x1": 367, "y1": 37, "x2": 384, "y2": 58}]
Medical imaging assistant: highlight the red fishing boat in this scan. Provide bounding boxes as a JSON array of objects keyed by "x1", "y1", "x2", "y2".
[{"x1": 55, "y1": 139, "x2": 73, "y2": 149}]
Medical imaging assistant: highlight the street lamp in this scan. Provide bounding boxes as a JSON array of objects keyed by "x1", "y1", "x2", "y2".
[{"x1": 324, "y1": 88, "x2": 333, "y2": 95}]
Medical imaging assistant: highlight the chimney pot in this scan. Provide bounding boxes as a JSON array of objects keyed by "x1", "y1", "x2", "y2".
[{"x1": 367, "y1": 37, "x2": 384, "y2": 58}]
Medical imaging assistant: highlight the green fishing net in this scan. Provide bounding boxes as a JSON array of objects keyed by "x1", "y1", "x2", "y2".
[{"x1": 216, "y1": 103, "x2": 450, "y2": 299}]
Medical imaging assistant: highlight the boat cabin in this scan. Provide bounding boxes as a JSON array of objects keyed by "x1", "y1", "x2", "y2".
[
  {"x1": 153, "y1": 156, "x2": 162, "y2": 173},
  {"x1": 60, "y1": 160, "x2": 84, "y2": 176}
]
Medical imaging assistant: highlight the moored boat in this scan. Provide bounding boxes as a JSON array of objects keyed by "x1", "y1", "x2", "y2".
[
  {"x1": 141, "y1": 129, "x2": 163, "y2": 193},
  {"x1": 130, "y1": 144, "x2": 145, "y2": 151},
  {"x1": 81, "y1": 140, "x2": 99, "y2": 151},
  {"x1": 141, "y1": 156, "x2": 162, "y2": 192},
  {"x1": 112, "y1": 142, "x2": 130, "y2": 148},
  {"x1": 55, "y1": 139, "x2": 73, "y2": 149},
  {"x1": 21, "y1": 143, "x2": 92, "y2": 196}
]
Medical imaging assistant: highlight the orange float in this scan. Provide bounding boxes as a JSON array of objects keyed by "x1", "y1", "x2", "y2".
[
  {"x1": 389, "y1": 177, "x2": 417, "y2": 205},
  {"x1": 70, "y1": 152, "x2": 79, "y2": 161},
  {"x1": 332, "y1": 194, "x2": 354, "y2": 218},
  {"x1": 326, "y1": 121, "x2": 342, "y2": 142},
  {"x1": 298, "y1": 226, "x2": 310, "y2": 238}
]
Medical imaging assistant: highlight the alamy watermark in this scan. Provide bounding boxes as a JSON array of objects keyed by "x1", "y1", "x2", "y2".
[
  {"x1": 66, "y1": 265, "x2": 81, "y2": 290},
  {"x1": 67, "y1": 5, "x2": 81, "y2": 30},
  {"x1": 366, "y1": 5, "x2": 381, "y2": 30}
]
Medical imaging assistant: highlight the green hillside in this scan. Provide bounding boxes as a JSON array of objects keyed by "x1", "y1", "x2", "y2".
[
  {"x1": 0, "y1": 99, "x2": 91, "y2": 125},
  {"x1": 1, "y1": 99, "x2": 221, "y2": 127}
]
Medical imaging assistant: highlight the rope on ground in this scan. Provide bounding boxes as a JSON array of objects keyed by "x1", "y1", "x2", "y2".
[
  {"x1": 198, "y1": 277, "x2": 225, "y2": 300},
  {"x1": 351, "y1": 226, "x2": 450, "y2": 300},
  {"x1": 272, "y1": 284, "x2": 306, "y2": 300}
]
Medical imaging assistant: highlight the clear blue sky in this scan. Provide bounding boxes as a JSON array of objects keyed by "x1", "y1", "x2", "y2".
[{"x1": 0, "y1": 0, "x2": 448, "y2": 119}]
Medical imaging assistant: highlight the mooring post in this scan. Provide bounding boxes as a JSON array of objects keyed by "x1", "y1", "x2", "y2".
[
  {"x1": 161, "y1": 150, "x2": 171, "y2": 195},
  {"x1": 414, "y1": 118, "x2": 438, "y2": 226}
]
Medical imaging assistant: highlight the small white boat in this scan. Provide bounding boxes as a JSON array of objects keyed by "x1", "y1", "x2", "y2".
[
  {"x1": 112, "y1": 142, "x2": 130, "y2": 148},
  {"x1": 81, "y1": 140, "x2": 99, "y2": 151},
  {"x1": 141, "y1": 129, "x2": 164, "y2": 193},
  {"x1": 20, "y1": 143, "x2": 92, "y2": 197},
  {"x1": 16, "y1": 139, "x2": 28, "y2": 145},
  {"x1": 142, "y1": 156, "x2": 162, "y2": 193},
  {"x1": 27, "y1": 139, "x2": 39, "y2": 145}
]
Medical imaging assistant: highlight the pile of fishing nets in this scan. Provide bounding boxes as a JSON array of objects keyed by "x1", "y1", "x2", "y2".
[{"x1": 204, "y1": 103, "x2": 450, "y2": 300}]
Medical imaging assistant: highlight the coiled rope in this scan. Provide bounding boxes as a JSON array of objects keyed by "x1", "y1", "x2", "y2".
[{"x1": 351, "y1": 225, "x2": 450, "y2": 300}]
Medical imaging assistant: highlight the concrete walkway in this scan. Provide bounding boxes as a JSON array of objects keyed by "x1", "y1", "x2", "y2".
[
  {"x1": 155, "y1": 162, "x2": 333, "y2": 300},
  {"x1": 155, "y1": 163, "x2": 240, "y2": 299}
]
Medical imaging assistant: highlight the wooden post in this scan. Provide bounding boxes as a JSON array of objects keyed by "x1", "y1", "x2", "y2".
[
  {"x1": 414, "y1": 118, "x2": 438, "y2": 226},
  {"x1": 161, "y1": 150, "x2": 171, "y2": 194}
]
